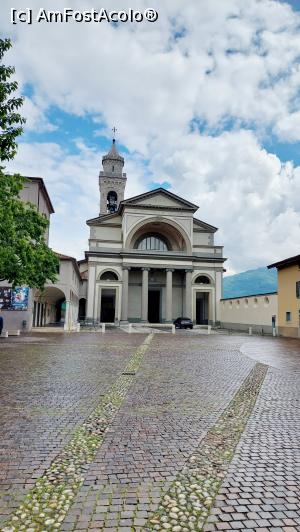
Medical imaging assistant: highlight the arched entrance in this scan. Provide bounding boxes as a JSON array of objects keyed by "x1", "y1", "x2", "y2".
[{"x1": 34, "y1": 287, "x2": 66, "y2": 327}]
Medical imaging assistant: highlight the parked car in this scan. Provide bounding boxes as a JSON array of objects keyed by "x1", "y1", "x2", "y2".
[{"x1": 174, "y1": 317, "x2": 193, "y2": 329}]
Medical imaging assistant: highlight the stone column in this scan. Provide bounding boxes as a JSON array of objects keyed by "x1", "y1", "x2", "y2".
[
  {"x1": 64, "y1": 300, "x2": 71, "y2": 331},
  {"x1": 121, "y1": 267, "x2": 130, "y2": 322},
  {"x1": 166, "y1": 269, "x2": 174, "y2": 322},
  {"x1": 141, "y1": 268, "x2": 150, "y2": 322},
  {"x1": 86, "y1": 264, "x2": 96, "y2": 320},
  {"x1": 185, "y1": 269, "x2": 193, "y2": 318}
]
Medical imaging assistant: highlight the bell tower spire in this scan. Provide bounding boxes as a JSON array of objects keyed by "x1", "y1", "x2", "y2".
[{"x1": 99, "y1": 129, "x2": 127, "y2": 215}]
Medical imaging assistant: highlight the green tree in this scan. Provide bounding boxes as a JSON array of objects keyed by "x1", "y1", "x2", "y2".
[{"x1": 0, "y1": 38, "x2": 58, "y2": 289}]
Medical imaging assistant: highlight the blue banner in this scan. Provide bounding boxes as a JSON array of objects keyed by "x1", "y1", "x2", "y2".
[{"x1": 0, "y1": 287, "x2": 29, "y2": 310}]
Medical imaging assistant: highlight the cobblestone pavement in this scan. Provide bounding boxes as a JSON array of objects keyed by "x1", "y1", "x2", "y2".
[
  {"x1": 60, "y1": 335, "x2": 256, "y2": 531},
  {"x1": 205, "y1": 362, "x2": 300, "y2": 531},
  {"x1": 0, "y1": 332, "x2": 299, "y2": 531},
  {"x1": 0, "y1": 332, "x2": 146, "y2": 526}
]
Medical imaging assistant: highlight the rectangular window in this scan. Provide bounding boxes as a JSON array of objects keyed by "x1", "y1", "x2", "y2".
[
  {"x1": 286, "y1": 311, "x2": 291, "y2": 322},
  {"x1": 296, "y1": 281, "x2": 300, "y2": 299}
]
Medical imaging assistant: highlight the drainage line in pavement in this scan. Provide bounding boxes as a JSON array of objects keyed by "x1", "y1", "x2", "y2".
[
  {"x1": 146, "y1": 362, "x2": 268, "y2": 531},
  {"x1": 2, "y1": 333, "x2": 154, "y2": 532}
]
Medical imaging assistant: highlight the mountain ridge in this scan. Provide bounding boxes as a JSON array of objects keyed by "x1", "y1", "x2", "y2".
[{"x1": 223, "y1": 266, "x2": 277, "y2": 299}]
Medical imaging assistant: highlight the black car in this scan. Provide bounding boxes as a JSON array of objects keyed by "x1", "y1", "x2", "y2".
[{"x1": 174, "y1": 317, "x2": 193, "y2": 329}]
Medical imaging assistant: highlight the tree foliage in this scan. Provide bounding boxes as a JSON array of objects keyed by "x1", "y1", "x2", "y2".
[
  {"x1": 0, "y1": 38, "x2": 25, "y2": 161},
  {"x1": 0, "y1": 38, "x2": 59, "y2": 289}
]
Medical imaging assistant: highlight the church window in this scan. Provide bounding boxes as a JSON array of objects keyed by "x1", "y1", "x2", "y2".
[
  {"x1": 107, "y1": 191, "x2": 118, "y2": 213},
  {"x1": 194, "y1": 275, "x2": 210, "y2": 284},
  {"x1": 100, "y1": 271, "x2": 118, "y2": 281},
  {"x1": 135, "y1": 233, "x2": 169, "y2": 251}
]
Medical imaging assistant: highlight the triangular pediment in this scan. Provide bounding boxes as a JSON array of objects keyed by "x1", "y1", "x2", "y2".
[{"x1": 121, "y1": 188, "x2": 198, "y2": 211}]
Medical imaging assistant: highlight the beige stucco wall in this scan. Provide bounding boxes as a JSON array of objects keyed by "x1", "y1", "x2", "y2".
[
  {"x1": 277, "y1": 264, "x2": 300, "y2": 337},
  {"x1": 220, "y1": 293, "x2": 278, "y2": 333},
  {"x1": 20, "y1": 180, "x2": 51, "y2": 243},
  {"x1": 0, "y1": 179, "x2": 54, "y2": 331}
]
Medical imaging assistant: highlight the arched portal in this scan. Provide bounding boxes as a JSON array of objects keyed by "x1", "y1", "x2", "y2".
[{"x1": 34, "y1": 287, "x2": 66, "y2": 327}]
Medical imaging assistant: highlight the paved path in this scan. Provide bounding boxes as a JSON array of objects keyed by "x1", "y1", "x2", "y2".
[
  {"x1": 205, "y1": 348, "x2": 300, "y2": 532},
  {"x1": 0, "y1": 331, "x2": 299, "y2": 531},
  {"x1": 0, "y1": 332, "x2": 145, "y2": 526}
]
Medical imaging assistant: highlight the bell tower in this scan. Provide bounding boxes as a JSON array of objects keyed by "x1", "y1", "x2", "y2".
[{"x1": 99, "y1": 133, "x2": 127, "y2": 215}]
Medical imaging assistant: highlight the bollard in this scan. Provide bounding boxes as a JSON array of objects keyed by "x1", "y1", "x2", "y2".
[
  {"x1": 172, "y1": 324, "x2": 175, "y2": 334},
  {"x1": 128, "y1": 323, "x2": 132, "y2": 334},
  {"x1": 248, "y1": 326, "x2": 252, "y2": 336},
  {"x1": 207, "y1": 325, "x2": 211, "y2": 335},
  {"x1": 101, "y1": 323, "x2": 105, "y2": 333},
  {"x1": 76, "y1": 323, "x2": 80, "y2": 332}
]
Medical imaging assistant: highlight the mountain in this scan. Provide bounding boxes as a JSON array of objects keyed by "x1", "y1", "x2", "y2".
[{"x1": 223, "y1": 267, "x2": 277, "y2": 299}]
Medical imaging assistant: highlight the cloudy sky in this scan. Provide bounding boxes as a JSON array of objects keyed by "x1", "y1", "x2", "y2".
[{"x1": 1, "y1": 0, "x2": 300, "y2": 274}]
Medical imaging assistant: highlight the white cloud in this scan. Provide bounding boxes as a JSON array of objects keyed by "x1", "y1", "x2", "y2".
[
  {"x1": 2, "y1": 0, "x2": 300, "y2": 271},
  {"x1": 21, "y1": 98, "x2": 56, "y2": 132},
  {"x1": 8, "y1": 140, "x2": 146, "y2": 259},
  {"x1": 274, "y1": 111, "x2": 300, "y2": 142}
]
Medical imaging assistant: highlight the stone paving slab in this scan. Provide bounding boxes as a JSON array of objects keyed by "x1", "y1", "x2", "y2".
[
  {"x1": 206, "y1": 366, "x2": 300, "y2": 531},
  {"x1": 0, "y1": 333, "x2": 146, "y2": 525},
  {"x1": 1, "y1": 332, "x2": 300, "y2": 531},
  {"x1": 62, "y1": 335, "x2": 256, "y2": 530}
]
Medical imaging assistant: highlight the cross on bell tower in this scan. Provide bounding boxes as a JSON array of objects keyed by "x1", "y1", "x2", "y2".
[{"x1": 99, "y1": 129, "x2": 127, "y2": 215}]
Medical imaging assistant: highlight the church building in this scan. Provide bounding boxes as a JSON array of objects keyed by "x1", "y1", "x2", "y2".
[{"x1": 85, "y1": 139, "x2": 226, "y2": 325}]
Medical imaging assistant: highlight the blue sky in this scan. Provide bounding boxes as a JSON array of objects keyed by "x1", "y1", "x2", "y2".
[{"x1": 2, "y1": 0, "x2": 300, "y2": 273}]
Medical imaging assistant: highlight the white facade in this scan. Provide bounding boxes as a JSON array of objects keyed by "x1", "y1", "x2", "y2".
[{"x1": 85, "y1": 142, "x2": 225, "y2": 324}]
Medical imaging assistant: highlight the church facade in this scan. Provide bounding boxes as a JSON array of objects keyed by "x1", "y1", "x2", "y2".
[{"x1": 85, "y1": 140, "x2": 226, "y2": 325}]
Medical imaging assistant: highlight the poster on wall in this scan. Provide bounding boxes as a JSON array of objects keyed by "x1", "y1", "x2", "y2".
[
  {"x1": 11, "y1": 287, "x2": 29, "y2": 310},
  {"x1": 0, "y1": 287, "x2": 29, "y2": 310},
  {"x1": 0, "y1": 288, "x2": 12, "y2": 309}
]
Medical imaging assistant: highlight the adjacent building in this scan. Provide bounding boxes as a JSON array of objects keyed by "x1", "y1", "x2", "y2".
[
  {"x1": 0, "y1": 177, "x2": 54, "y2": 331},
  {"x1": 268, "y1": 254, "x2": 300, "y2": 337},
  {"x1": 0, "y1": 177, "x2": 81, "y2": 332},
  {"x1": 220, "y1": 292, "x2": 278, "y2": 334},
  {"x1": 84, "y1": 140, "x2": 226, "y2": 324}
]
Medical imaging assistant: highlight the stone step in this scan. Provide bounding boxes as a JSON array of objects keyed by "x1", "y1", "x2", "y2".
[{"x1": 0, "y1": 330, "x2": 20, "y2": 337}]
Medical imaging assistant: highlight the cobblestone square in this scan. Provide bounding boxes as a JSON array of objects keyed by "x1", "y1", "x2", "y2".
[{"x1": 0, "y1": 331, "x2": 299, "y2": 531}]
